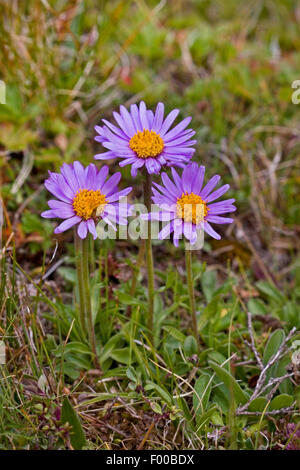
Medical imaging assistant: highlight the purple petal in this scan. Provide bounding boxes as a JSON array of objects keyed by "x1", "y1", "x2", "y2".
[
  {"x1": 130, "y1": 159, "x2": 145, "y2": 177},
  {"x1": 158, "y1": 220, "x2": 174, "y2": 240},
  {"x1": 138, "y1": 101, "x2": 149, "y2": 130},
  {"x1": 164, "y1": 134, "x2": 196, "y2": 147},
  {"x1": 87, "y1": 219, "x2": 97, "y2": 240},
  {"x1": 200, "y1": 175, "x2": 221, "y2": 199},
  {"x1": 73, "y1": 161, "x2": 86, "y2": 189},
  {"x1": 191, "y1": 165, "x2": 205, "y2": 193},
  {"x1": 208, "y1": 205, "x2": 236, "y2": 215},
  {"x1": 171, "y1": 167, "x2": 184, "y2": 193},
  {"x1": 41, "y1": 210, "x2": 60, "y2": 219},
  {"x1": 102, "y1": 172, "x2": 121, "y2": 195},
  {"x1": 101, "y1": 125, "x2": 129, "y2": 146},
  {"x1": 77, "y1": 220, "x2": 88, "y2": 239},
  {"x1": 101, "y1": 119, "x2": 128, "y2": 140},
  {"x1": 113, "y1": 111, "x2": 130, "y2": 137},
  {"x1": 163, "y1": 116, "x2": 192, "y2": 142},
  {"x1": 161, "y1": 173, "x2": 181, "y2": 198},
  {"x1": 95, "y1": 165, "x2": 109, "y2": 189},
  {"x1": 206, "y1": 215, "x2": 234, "y2": 224},
  {"x1": 54, "y1": 216, "x2": 81, "y2": 234},
  {"x1": 152, "y1": 102, "x2": 164, "y2": 133},
  {"x1": 173, "y1": 219, "x2": 183, "y2": 247},
  {"x1": 206, "y1": 184, "x2": 230, "y2": 203},
  {"x1": 60, "y1": 163, "x2": 79, "y2": 194},
  {"x1": 48, "y1": 200, "x2": 74, "y2": 218},
  {"x1": 207, "y1": 199, "x2": 235, "y2": 210},
  {"x1": 119, "y1": 157, "x2": 138, "y2": 167},
  {"x1": 85, "y1": 164, "x2": 97, "y2": 190},
  {"x1": 44, "y1": 176, "x2": 72, "y2": 204},
  {"x1": 145, "y1": 158, "x2": 161, "y2": 174},
  {"x1": 159, "y1": 109, "x2": 179, "y2": 136},
  {"x1": 182, "y1": 163, "x2": 198, "y2": 193},
  {"x1": 183, "y1": 221, "x2": 193, "y2": 241},
  {"x1": 141, "y1": 211, "x2": 176, "y2": 222},
  {"x1": 190, "y1": 228, "x2": 198, "y2": 245},
  {"x1": 147, "y1": 110, "x2": 154, "y2": 128},
  {"x1": 102, "y1": 216, "x2": 117, "y2": 231},
  {"x1": 163, "y1": 146, "x2": 195, "y2": 156},
  {"x1": 130, "y1": 104, "x2": 143, "y2": 132},
  {"x1": 119, "y1": 105, "x2": 136, "y2": 137},
  {"x1": 107, "y1": 187, "x2": 132, "y2": 202},
  {"x1": 203, "y1": 222, "x2": 221, "y2": 240},
  {"x1": 94, "y1": 151, "x2": 115, "y2": 160}
]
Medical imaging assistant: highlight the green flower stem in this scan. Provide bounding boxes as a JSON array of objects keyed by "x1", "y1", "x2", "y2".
[
  {"x1": 143, "y1": 169, "x2": 155, "y2": 342},
  {"x1": 75, "y1": 231, "x2": 100, "y2": 369},
  {"x1": 126, "y1": 239, "x2": 145, "y2": 317},
  {"x1": 74, "y1": 231, "x2": 85, "y2": 331},
  {"x1": 185, "y1": 247, "x2": 200, "y2": 350}
]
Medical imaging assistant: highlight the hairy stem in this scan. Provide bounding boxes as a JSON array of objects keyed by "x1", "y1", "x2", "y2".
[
  {"x1": 126, "y1": 239, "x2": 145, "y2": 317},
  {"x1": 143, "y1": 170, "x2": 154, "y2": 343},
  {"x1": 185, "y1": 247, "x2": 200, "y2": 350},
  {"x1": 74, "y1": 231, "x2": 85, "y2": 331},
  {"x1": 75, "y1": 232, "x2": 100, "y2": 369}
]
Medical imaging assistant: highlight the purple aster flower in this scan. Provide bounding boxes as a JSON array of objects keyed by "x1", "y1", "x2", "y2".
[
  {"x1": 94, "y1": 101, "x2": 196, "y2": 177},
  {"x1": 41, "y1": 161, "x2": 132, "y2": 239},
  {"x1": 142, "y1": 162, "x2": 236, "y2": 246}
]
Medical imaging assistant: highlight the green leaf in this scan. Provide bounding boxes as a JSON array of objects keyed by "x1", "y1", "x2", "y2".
[
  {"x1": 100, "y1": 333, "x2": 122, "y2": 364},
  {"x1": 269, "y1": 394, "x2": 293, "y2": 411},
  {"x1": 209, "y1": 362, "x2": 248, "y2": 405},
  {"x1": 176, "y1": 396, "x2": 193, "y2": 425},
  {"x1": 58, "y1": 363, "x2": 80, "y2": 380},
  {"x1": 195, "y1": 405, "x2": 217, "y2": 430},
  {"x1": 277, "y1": 355, "x2": 293, "y2": 395},
  {"x1": 116, "y1": 292, "x2": 142, "y2": 305},
  {"x1": 207, "y1": 351, "x2": 226, "y2": 365},
  {"x1": 247, "y1": 298, "x2": 268, "y2": 315},
  {"x1": 256, "y1": 281, "x2": 285, "y2": 303},
  {"x1": 166, "y1": 271, "x2": 176, "y2": 289},
  {"x1": 193, "y1": 374, "x2": 212, "y2": 416},
  {"x1": 198, "y1": 295, "x2": 220, "y2": 331},
  {"x1": 126, "y1": 366, "x2": 138, "y2": 383},
  {"x1": 61, "y1": 398, "x2": 86, "y2": 450},
  {"x1": 144, "y1": 382, "x2": 172, "y2": 404},
  {"x1": 211, "y1": 411, "x2": 224, "y2": 426},
  {"x1": 263, "y1": 329, "x2": 286, "y2": 365},
  {"x1": 184, "y1": 335, "x2": 198, "y2": 356},
  {"x1": 163, "y1": 326, "x2": 186, "y2": 343},
  {"x1": 58, "y1": 267, "x2": 76, "y2": 284},
  {"x1": 53, "y1": 341, "x2": 91, "y2": 356},
  {"x1": 110, "y1": 348, "x2": 132, "y2": 365},
  {"x1": 201, "y1": 270, "x2": 217, "y2": 302},
  {"x1": 248, "y1": 397, "x2": 268, "y2": 412}
]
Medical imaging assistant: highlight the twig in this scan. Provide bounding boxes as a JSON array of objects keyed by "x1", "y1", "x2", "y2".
[
  {"x1": 137, "y1": 421, "x2": 155, "y2": 450},
  {"x1": 260, "y1": 373, "x2": 295, "y2": 399},
  {"x1": 237, "y1": 325, "x2": 297, "y2": 414},
  {"x1": 247, "y1": 311, "x2": 264, "y2": 370},
  {"x1": 236, "y1": 404, "x2": 296, "y2": 416}
]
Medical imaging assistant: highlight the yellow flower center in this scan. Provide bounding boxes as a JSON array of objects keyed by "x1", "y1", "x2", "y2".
[
  {"x1": 176, "y1": 192, "x2": 208, "y2": 225},
  {"x1": 73, "y1": 189, "x2": 107, "y2": 220},
  {"x1": 129, "y1": 129, "x2": 164, "y2": 159}
]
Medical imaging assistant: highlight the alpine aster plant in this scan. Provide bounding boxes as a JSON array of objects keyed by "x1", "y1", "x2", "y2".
[
  {"x1": 41, "y1": 161, "x2": 132, "y2": 368},
  {"x1": 142, "y1": 162, "x2": 236, "y2": 348},
  {"x1": 94, "y1": 101, "x2": 196, "y2": 341},
  {"x1": 94, "y1": 101, "x2": 196, "y2": 177}
]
